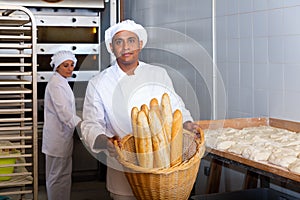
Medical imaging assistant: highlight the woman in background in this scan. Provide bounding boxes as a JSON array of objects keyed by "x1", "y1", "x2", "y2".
[{"x1": 42, "y1": 50, "x2": 82, "y2": 200}]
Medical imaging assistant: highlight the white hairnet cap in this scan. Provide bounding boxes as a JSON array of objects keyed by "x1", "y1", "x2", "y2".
[
  {"x1": 105, "y1": 19, "x2": 147, "y2": 55},
  {"x1": 50, "y1": 50, "x2": 77, "y2": 71}
]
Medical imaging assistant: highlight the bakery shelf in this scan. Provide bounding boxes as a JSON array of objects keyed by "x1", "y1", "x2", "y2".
[
  {"x1": 0, "y1": 35, "x2": 31, "y2": 40},
  {"x1": 0, "y1": 80, "x2": 32, "y2": 85},
  {"x1": 0, "y1": 108, "x2": 32, "y2": 114},
  {"x1": 0, "y1": 16, "x2": 29, "y2": 26},
  {"x1": 0, "y1": 63, "x2": 32, "y2": 67},
  {"x1": 0, "y1": 5, "x2": 37, "y2": 200},
  {"x1": 0, "y1": 87, "x2": 32, "y2": 94},
  {"x1": 0, "y1": 54, "x2": 31, "y2": 58},
  {"x1": 0, "y1": 43, "x2": 32, "y2": 49}
]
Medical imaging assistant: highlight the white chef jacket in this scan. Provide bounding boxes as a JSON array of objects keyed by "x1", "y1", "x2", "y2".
[
  {"x1": 81, "y1": 61, "x2": 193, "y2": 196},
  {"x1": 42, "y1": 72, "x2": 81, "y2": 157}
]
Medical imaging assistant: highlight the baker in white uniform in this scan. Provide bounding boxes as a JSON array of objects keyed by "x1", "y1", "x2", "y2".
[
  {"x1": 42, "y1": 50, "x2": 82, "y2": 200},
  {"x1": 81, "y1": 20, "x2": 200, "y2": 200}
]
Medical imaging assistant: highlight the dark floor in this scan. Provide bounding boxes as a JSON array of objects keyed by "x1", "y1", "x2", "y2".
[{"x1": 38, "y1": 180, "x2": 111, "y2": 200}]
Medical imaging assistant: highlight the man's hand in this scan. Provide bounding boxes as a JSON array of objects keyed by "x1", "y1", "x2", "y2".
[
  {"x1": 107, "y1": 135, "x2": 121, "y2": 157},
  {"x1": 183, "y1": 121, "x2": 202, "y2": 139}
]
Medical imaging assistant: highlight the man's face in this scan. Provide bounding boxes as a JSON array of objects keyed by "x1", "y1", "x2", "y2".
[{"x1": 110, "y1": 30, "x2": 143, "y2": 66}]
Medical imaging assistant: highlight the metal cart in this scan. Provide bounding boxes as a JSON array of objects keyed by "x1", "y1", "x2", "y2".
[{"x1": 0, "y1": 5, "x2": 38, "y2": 200}]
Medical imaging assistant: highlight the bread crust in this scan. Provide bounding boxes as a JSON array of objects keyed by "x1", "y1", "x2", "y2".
[
  {"x1": 149, "y1": 109, "x2": 170, "y2": 168},
  {"x1": 140, "y1": 104, "x2": 149, "y2": 118},
  {"x1": 136, "y1": 110, "x2": 153, "y2": 168},
  {"x1": 171, "y1": 109, "x2": 183, "y2": 166},
  {"x1": 131, "y1": 107, "x2": 139, "y2": 139},
  {"x1": 161, "y1": 93, "x2": 173, "y2": 142}
]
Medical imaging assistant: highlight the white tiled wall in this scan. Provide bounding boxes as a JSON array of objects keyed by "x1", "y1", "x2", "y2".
[{"x1": 216, "y1": 0, "x2": 300, "y2": 121}]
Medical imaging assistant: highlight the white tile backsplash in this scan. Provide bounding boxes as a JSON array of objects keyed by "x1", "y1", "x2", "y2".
[
  {"x1": 284, "y1": 36, "x2": 300, "y2": 64},
  {"x1": 284, "y1": 1, "x2": 300, "y2": 7},
  {"x1": 253, "y1": 11, "x2": 268, "y2": 37},
  {"x1": 268, "y1": 36, "x2": 284, "y2": 64},
  {"x1": 269, "y1": 64, "x2": 284, "y2": 90},
  {"x1": 283, "y1": 6, "x2": 300, "y2": 35},
  {"x1": 253, "y1": 37, "x2": 268, "y2": 64},
  {"x1": 284, "y1": 64, "x2": 300, "y2": 92},
  {"x1": 239, "y1": 38, "x2": 253, "y2": 63},
  {"x1": 269, "y1": 90, "x2": 285, "y2": 117},
  {"x1": 227, "y1": 0, "x2": 239, "y2": 15},
  {"x1": 239, "y1": 87, "x2": 254, "y2": 114},
  {"x1": 254, "y1": 63, "x2": 269, "y2": 90},
  {"x1": 227, "y1": 38, "x2": 240, "y2": 62},
  {"x1": 268, "y1": 0, "x2": 284, "y2": 10},
  {"x1": 239, "y1": 0, "x2": 253, "y2": 13},
  {"x1": 240, "y1": 63, "x2": 253, "y2": 89},
  {"x1": 284, "y1": 91, "x2": 300, "y2": 120},
  {"x1": 253, "y1": 0, "x2": 268, "y2": 11},
  {"x1": 228, "y1": 62, "x2": 240, "y2": 87},
  {"x1": 268, "y1": 9, "x2": 284, "y2": 36},
  {"x1": 227, "y1": 15, "x2": 239, "y2": 39},
  {"x1": 254, "y1": 89, "x2": 269, "y2": 116},
  {"x1": 216, "y1": 0, "x2": 227, "y2": 17},
  {"x1": 216, "y1": 16, "x2": 227, "y2": 40},
  {"x1": 228, "y1": 86, "x2": 240, "y2": 111},
  {"x1": 216, "y1": 39, "x2": 227, "y2": 62},
  {"x1": 239, "y1": 13, "x2": 253, "y2": 38}
]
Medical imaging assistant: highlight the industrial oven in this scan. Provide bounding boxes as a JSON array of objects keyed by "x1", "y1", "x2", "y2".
[{"x1": 0, "y1": 0, "x2": 112, "y2": 199}]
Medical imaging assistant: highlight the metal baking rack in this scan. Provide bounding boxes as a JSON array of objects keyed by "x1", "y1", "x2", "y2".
[{"x1": 0, "y1": 5, "x2": 38, "y2": 200}]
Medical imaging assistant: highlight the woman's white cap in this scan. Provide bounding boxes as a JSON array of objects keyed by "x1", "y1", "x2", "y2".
[
  {"x1": 50, "y1": 50, "x2": 77, "y2": 71},
  {"x1": 105, "y1": 19, "x2": 147, "y2": 55}
]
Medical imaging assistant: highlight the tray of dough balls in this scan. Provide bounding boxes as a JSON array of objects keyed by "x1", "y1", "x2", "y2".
[{"x1": 204, "y1": 125, "x2": 300, "y2": 182}]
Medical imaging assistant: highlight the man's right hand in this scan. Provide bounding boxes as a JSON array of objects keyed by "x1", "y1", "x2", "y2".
[{"x1": 107, "y1": 136, "x2": 121, "y2": 157}]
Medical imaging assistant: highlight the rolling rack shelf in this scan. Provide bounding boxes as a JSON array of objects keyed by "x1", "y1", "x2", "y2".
[{"x1": 0, "y1": 5, "x2": 38, "y2": 200}]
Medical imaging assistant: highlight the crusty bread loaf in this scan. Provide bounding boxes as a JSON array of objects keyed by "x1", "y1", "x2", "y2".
[
  {"x1": 130, "y1": 94, "x2": 187, "y2": 169},
  {"x1": 161, "y1": 93, "x2": 173, "y2": 142},
  {"x1": 131, "y1": 107, "x2": 139, "y2": 139},
  {"x1": 140, "y1": 104, "x2": 149, "y2": 118},
  {"x1": 148, "y1": 109, "x2": 170, "y2": 168},
  {"x1": 170, "y1": 109, "x2": 183, "y2": 166},
  {"x1": 131, "y1": 106, "x2": 140, "y2": 165},
  {"x1": 150, "y1": 98, "x2": 160, "y2": 111},
  {"x1": 136, "y1": 110, "x2": 153, "y2": 168}
]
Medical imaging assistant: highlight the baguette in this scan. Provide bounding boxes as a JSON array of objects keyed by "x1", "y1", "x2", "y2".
[
  {"x1": 131, "y1": 107, "x2": 139, "y2": 138},
  {"x1": 150, "y1": 97, "x2": 169, "y2": 143},
  {"x1": 149, "y1": 98, "x2": 160, "y2": 112},
  {"x1": 161, "y1": 93, "x2": 173, "y2": 142},
  {"x1": 148, "y1": 109, "x2": 170, "y2": 168},
  {"x1": 131, "y1": 106, "x2": 139, "y2": 157},
  {"x1": 170, "y1": 109, "x2": 183, "y2": 166},
  {"x1": 136, "y1": 110, "x2": 153, "y2": 168},
  {"x1": 140, "y1": 104, "x2": 149, "y2": 117}
]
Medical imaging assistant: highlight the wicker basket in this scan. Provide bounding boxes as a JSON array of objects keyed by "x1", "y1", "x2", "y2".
[{"x1": 115, "y1": 129, "x2": 205, "y2": 200}]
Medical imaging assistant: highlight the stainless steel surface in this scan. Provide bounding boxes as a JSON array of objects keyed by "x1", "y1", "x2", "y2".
[
  {"x1": 32, "y1": 7, "x2": 101, "y2": 82},
  {"x1": 0, "y1": 5, "x2": 38, "y2": 200},
  {"x1": 35, "y1": 15, "x2": 100, "y2": 27},
  {"x1": 0, "y1": 0, "x2": 105, "y2": 9}
]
